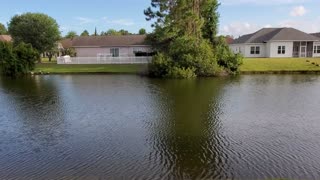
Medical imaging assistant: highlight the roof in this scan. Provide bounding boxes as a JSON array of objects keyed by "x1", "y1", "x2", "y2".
[
  {"x1": 0, "y1": 35, "x2": 12, "y2": 42},
  {"x1": 60, "y1": 38, "x2": 73, "y2": 49},
  {"x1": 232, "y1": 28, "x2": 320, "y2": 44},
  {"x1": 71, "y1": 35, "x2": 148, "y2": 47},
  {"x1": 225, "y1": 36, "x2": 234, "y2": 44},
  {"x1": 311, "y1": 33, "x2": 320, "y2": 38}
]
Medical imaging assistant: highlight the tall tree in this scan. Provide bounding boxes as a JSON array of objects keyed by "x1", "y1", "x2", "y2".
[
  {"x1": 201, "y1": 0, "x2": 219, "y2": 44},
  {"x1": 81, "y1": 30, "x2": 90, "y2": 36},
  {"x1": 0, "y1": 23, "x2": 7, "y2": 35},
  {"x1": 94, "y1": 27, "x2": 98, "y2": 36},
  {"x1": 145, "y1": 0, "x2": 242, "y2": 78},
  {"x1": 8, "y1": 13, "x2": 60, "y2": 62},
  {"x1": 139, "y1": 28, "x2": 147, "y2": 35},
  {"x1": 65, "y1": 31, "x2": 78, "y2": 39}
]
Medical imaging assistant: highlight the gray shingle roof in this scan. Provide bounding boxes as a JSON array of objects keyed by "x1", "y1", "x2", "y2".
[
  {"x1": 311, "y1": 33, "x2": 320, "y2": 38},
  {"x1": 232, "y1": 28, "x2": 320, "y2": 44},
  {"x1": 71, "y1": 35, "x2": 148, "y2": 47}
]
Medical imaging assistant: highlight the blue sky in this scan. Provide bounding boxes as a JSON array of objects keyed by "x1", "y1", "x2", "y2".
[{"x1": 0, "y1": 0, "x2": 319, "y2": 37}]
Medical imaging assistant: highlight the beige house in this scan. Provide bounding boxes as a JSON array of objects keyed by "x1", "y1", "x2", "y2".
[{"x1": 63, "y1": 35, "x2": 152, "y2": 57}]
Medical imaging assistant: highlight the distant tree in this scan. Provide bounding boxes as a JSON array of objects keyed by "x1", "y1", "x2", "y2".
[
  {"x1": 46, "y1": 43, "x2": 59, "y2": 62},
  {"x1": 138, "y1": 28, "x2": 146, "y2": 35},
  {"x1": 119, "y1": 29, "x2": 131, "y2": 35},
  {"x1": 94, "y1": 27, "x2": 98, "y2": 36},
  {"x1": 105, "y1": 29, "x2": 121, "y2": 35},
  {"x1": 81, "y1": 30, "x2": 89, "y2": 36},
  {"x1": 61, "y1": 47, "x2": 76, "y2": 57},
  {"x1": 0, "y1": 23, "x2": 7, "y2": 35},
  {"x1": 65, "y1": 31, "x2": 78, "y2": 39},
  {"x1": 8, "y1": 13, "x2": 60, "y2": 63}
]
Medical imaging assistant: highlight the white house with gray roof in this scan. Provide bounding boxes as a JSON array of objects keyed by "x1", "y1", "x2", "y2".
[{"x1": 229, "y1": 28, "x2": 320, "y2": 58}]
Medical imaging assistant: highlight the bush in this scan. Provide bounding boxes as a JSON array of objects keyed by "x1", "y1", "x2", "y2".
[
  {"x1": 167, "y1": 66, "x2": 196, "y2": 78},
  {"x1": 0, "y1": 41, "x2": 38, "y2": 76},
  {"x1": 215, "y1": 36, "x2": 243, "y2": 73},
  {"x1": 148, "y1": 53, "x2": 173, "y2": 77},
  {"x1": 61, "y1": 48, "x2": 77, "y2": 57},
  {"x1": 0, "y1": 42, "x2": 17, "y2": 76},
  {"x1": 168, "y1": 36, "x2": 218, "y2": 77},
  {"x1": 14, "y1": 42, "x2": 39, "y2": 72}
]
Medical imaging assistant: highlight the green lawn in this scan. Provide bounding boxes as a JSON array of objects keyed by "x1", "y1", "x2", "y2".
[
  {"x1": 34, "y1": 64, "x2": 148, "y2": 74},
  {"x1": 34, "y1": 57, "x2": 320, "y2": 74},
  {"x1": 240, "y1": 58, "x2": 320, "y2": 72}
]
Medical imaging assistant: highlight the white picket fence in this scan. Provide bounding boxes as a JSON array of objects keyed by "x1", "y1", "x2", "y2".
[{"x1": 57, "y1": 56, "x2": 152, "y2": 64}]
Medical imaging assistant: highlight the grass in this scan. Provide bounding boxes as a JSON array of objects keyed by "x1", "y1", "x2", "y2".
[
  {"x1": 34, "y1": 57, "x2": 320, "y2": 74},
  {"x1": 34, "y1": 63, "x2": 148, "y2": 74},
  {"x1": 240, "y1": 58, "x2": 320, "y2": 73}
]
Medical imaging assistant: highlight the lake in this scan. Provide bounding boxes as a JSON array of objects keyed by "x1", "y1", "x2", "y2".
[{"x1": 1, "y1": 74, "x2": 320, "y2": 179}]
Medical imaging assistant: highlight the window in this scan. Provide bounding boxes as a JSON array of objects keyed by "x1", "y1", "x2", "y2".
[
  {"x1": 278, "y1": 46, "x2": 286, "y2": 54},
  {"x1": 110, "y1": 48, "x2": 119, "y2": 57},
  {"x1": 313, "y1": 46, "x2": 320, "y2": 54},
  {"x1": 256, "y1": 46, "x2": 260, "y2": 54},
  {"x1": 250, "y1": 46, "x2": 260, "y2": 54},
  {"x1": 250, "y1": 47, "x2": 255, "y2": 54}
]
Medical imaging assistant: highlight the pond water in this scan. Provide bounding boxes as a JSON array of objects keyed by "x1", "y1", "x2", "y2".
[{"x1": 1, "y1": 74, "x2": 320, "y2": 179}]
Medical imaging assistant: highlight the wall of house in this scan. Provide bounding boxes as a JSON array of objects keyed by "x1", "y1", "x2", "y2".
[
  {"x1": 230, "y1": 44, "x2": 266, "y2": 57},
  {"x1": 229, "y1": 44, "x2": 246, "y2": 55},
  {"x1": 313, "y1": 42, "x2": 320, "y2": 57},
  {"x1": 269, "y1": 41, "x2": 293, "y2": 58},
  {"x1": 244, "y1": 44, "x2": 266, "y2": 58},
  {"x1": 75, "y1": 46, "x2": 151, "y2": 57}
]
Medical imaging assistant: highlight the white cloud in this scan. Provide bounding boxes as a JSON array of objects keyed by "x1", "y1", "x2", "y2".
[
  {"x1": 220, "y1": 18, "x2": 320, "y2": 37},
  {"x1": 290, "y1": 6, "x2": 307, "y2": 16},
  {"x1": 102, "y1": 17, "x2": 134, "y2": 26},
  {"x1": 278, "y1": 19, "x2": 320, "y2": 32},
  {"x1": 220, "y1": 22, "x2": 260, "y2": 37},
  {"x1": 75, "y1": 17, "x2": 96, "y2": 25},
  {"x1": 221, "y1": 0, "x2": 308, "y2": 5}
]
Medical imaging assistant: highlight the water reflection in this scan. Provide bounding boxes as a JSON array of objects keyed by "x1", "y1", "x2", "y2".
[
  {"x1": 0, "y1": 76, "x2": 67, "y2": 178},
  {"x1": 147, "y1": 78, "x2": 232, "y2": 179}
]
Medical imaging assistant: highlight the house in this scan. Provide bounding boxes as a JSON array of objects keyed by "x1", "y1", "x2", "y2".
[
  {"x1": 0, "y1": 35, "x2": 12, "y2": 42},
  {"x1": 67, "y1": 35, "x2": 152, "y2": 57},
  {"x1": 229, "y1": 28, "x2": 320, "y2": 58}
]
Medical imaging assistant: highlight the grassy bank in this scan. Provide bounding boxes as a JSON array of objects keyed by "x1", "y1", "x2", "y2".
[
  {"x1": 33, "y1": 57, "x2": 320, "y2": 74},
  {"x1": 241, "y1": 58, "x2": 320, "y2": 73},
  {"x1": 34, "y1": 64, "x2": 148, "y2": 74}
]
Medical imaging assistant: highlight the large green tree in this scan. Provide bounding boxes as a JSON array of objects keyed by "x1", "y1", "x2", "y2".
[
  {"x1": 8, "y1": 13, "x2": 60, "y2": 62},
  {"x1": 145, "y1": 0, "x2": 242, "y2": 78},
  {"x1": 65, "y1": 31, "x2": 78, "y2": 39},
  {"x1": 0, "y1": 23, "x2": 7, "y2": 35}
]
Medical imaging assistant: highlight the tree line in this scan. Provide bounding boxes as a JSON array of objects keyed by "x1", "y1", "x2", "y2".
[{"x1": 64, "y1": 28, "x2": 147, "y2": 39}]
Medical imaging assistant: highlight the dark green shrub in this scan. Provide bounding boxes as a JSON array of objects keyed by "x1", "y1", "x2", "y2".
[
  {"x1": 167, "y1": 66, "x2": 196, "y2": 79},
  {"x1": 14, "y1": 42, "x2": 39, "y2": 72},
  {"x1": 148, "y1": 53, "x2": 173, "y2": 78},
  {"x1": 215, "y1": 36, "x2": 243, "y2": 73},
  {"x1": 0, "y1": 42, "x2": 18, "y2": 76},
  {"x1": 0, "y1": 41, "x2": 38, "y2": 76}
]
